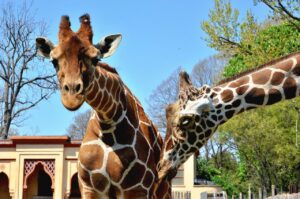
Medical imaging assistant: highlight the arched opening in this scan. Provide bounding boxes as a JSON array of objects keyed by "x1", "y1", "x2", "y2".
[
  {"x1": 0, "y1": 172, "x2": 10, "y2": 199},
  {"x1": 26, "y1": 164, "x2": 53, "y2": 199},
  {"x1": 69, "y1": 173, "x2": 81, "y2": 199}
]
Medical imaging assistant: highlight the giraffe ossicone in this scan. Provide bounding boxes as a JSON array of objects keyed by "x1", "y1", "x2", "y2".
[
  {"x1": 36, "y1": 14, "x2": 171, "y2": 199},
  {"x1": 158, "y1": 53, "x2": 300, "y2": 181}
]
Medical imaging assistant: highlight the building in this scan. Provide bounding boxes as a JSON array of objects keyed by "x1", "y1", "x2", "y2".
[{"x1": 0, "y1": 136, "x2": 223, "y2": 199}]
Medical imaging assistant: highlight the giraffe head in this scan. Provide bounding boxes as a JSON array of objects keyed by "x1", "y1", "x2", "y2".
[
  {"x1": 36, "y1": 14, "x2": 122, "y2": 110},
  {"x1": 158, "y1": 71, "x2": 219, "y2": 181}
]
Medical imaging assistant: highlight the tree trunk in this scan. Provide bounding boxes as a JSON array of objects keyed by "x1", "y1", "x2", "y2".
[{"x1": 1, "y1": 81, "x2": 10, "y2": 139}]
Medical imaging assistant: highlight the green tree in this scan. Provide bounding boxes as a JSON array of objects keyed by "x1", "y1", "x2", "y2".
[{"x1": 201, "y1": 0, "x2": 300, "y2": 194}]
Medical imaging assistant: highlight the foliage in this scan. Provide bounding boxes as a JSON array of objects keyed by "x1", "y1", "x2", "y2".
[
  {"x1": 219, "y1": 100, "x2": 300, "y2": 191},
  {"x1": 223, "y1": 23, "x2": 300, "y2": 78},
  {"x1": 201, "y1": 0, "x2": 259, "y2": 56},
  {"x1": 201, "y1": 0, "x2": 300, "y2": 195}
]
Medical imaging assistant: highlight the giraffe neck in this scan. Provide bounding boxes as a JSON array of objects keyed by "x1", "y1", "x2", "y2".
[
  {"x1": 85, "y1": 62, "x2": 127, "y2": 127},
  {"x1": 214, "y1": 53, "x2": 300, "y2": 124}
]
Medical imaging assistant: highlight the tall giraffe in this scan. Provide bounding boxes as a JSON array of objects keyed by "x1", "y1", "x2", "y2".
[
  {"x1": 158, "y1": 52, "x2": 300, "y2": 180},
  {"x1": 36, "y1": 14, "x2": 171, "y2": 199}
]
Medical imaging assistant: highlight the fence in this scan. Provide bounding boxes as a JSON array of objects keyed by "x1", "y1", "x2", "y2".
[
  {"x1": 266, "y1": 193, "x2": 300, "y2": 199},
  {"x1": 236, "y1": 185, "x2": 300, "y2": 199},
  {"x1": 172, "y1": 191, "x2": 191, "y2": 199}
]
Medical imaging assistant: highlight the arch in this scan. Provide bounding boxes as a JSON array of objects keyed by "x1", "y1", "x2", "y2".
[
  {"x1": 25, "y1": 163, "x2": 53, "y2": 198},
  {"x1": 23, "y1": 160, "x2": 55, "y2": 189},
  {"x1": 23, "y1": 160, "x2": 55, "y2": 199},
  {"x1": 69, "y1": 172, "x2": 81, "y2": 198},
  {"x1": 0, "y1": 172, "x2": 10, "y2": 199}
]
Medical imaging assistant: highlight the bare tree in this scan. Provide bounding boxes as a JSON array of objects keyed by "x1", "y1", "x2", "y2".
[
  {"x1": 146, "y1": 67, "x2": 181, "y2": 135},
  {"x1": 67, "y1": 109, "x2": 92, "y2": 140},
  {"x1": 256, "y1": 0, "x2": 300, "y2": 30},
  {"x1": 191, "y1": 54, "x2": 227, "y2": 87},
  {"x1": 0, "y1": 1, "x2": 56, "y2": 139}
]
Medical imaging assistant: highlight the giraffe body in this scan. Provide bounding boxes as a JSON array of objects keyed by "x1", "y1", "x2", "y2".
[
  {"x1": 36, "y1": 14, "x2": 171, "y2": 199},
  {"x1": 158, "y1": 52, "x2": 300, "y2": 181}
]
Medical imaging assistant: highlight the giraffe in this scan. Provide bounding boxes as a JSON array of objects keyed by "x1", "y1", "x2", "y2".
[
  {"x1": 158, "y1": 52, "x2": 300, "y2": 181},
  {"x1": 36, "y1": 14, "x2": 171, "y2": 199}
]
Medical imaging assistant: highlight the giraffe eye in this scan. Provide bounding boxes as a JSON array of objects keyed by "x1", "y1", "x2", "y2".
[{"x1": 178, "y1": 115, "x2": 194, "y2": 130}]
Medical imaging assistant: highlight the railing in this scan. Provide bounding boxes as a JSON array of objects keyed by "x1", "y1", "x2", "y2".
[
  {"x1": 172, "y1": 191, "x2": 192, "y2": 199},
  {"x1": 266, "y1": 193, "x2": 300, "y2": 199},
  {"x1": 202, "y1": 191, "x2": 227, "y2": 199}
]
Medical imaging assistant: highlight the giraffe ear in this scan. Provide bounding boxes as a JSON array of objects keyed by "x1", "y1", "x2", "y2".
[
  {"x1": 36, "y1": 37, "x2": 55, "y2": 59},
  {"x1": 95, "y1": 34, "x2": 122, "y2": 58},
  {"x1": 179, "y1": 71, "x2": 193, "y2": 91}
]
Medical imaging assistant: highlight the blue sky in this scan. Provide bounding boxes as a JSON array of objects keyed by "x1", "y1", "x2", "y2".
[{"x1": 5, "y1": 0, "x2": 269, "y2": 135}]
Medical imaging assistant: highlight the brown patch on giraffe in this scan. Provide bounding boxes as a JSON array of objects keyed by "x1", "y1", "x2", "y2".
[
  {"x1": 235, "y1": 76, "x2": 249, "y2": 86},
  {"x1": 252, "y1": 69, "x2": 271, "y2": 84},
  {"x1": 114, "y1": 86, "x2": 122, "y2": 102},
  {"x1": 88, "y1": 90, "x2": 102, "y2": 108},
  {"x1": 213, "y1": 87, "x2": 221, "y2": 92},
  {"x1": 245, "y1": 87, "x2": 265, "y2": 105},
  {"x1": 86, "y1": 83, "x2": 99, "y2": 102},
  {"x1": 225, "y1": 110, "x2": 235, "y2": 119},
  {"x1": 91, "y1": 173, "x2": 109, "y2": 192},
  {"x1": 271, "y1": 72, "x2": 285, "y2": 86},
  {"x1": 123, "y1": 186, "x2": 148, "y2": 198},
  {"x1": 106, "y1": 103, "x2": 117, "y2": 119},
  {"x1": 143, "y1": 171, "x2": 154, "y2": 188},
  {"x1": 83, "y1": 119, "x2": 101, "y2": 142},
  {"x1": 105, "y1": 77, "x2": 113, "y2": 91},
  {"x1": 155, "y1": 181, "x2": 171, "y2": 199},
  {"x1": 112, "y1": 105, "x2": 123, "y2": 121},
  {"x1": 97, "y1": 90, "x2": 108, "y2": 110},
  {"x1": 121, "y1": 162, "x2": 146, "y2": 189},
  {"x1": 135, "y1": 132, "x2": 150, "y2": 162},
  {"x1": 204, "y1": 129, "x2": 212, "y2": 138},
  {"x1": 114, "y1": 119, "x2": 135, "y2": 145},
  {"x1": 267, "y1": 88, "x2": 282, "y2": 105},
  {"x1": 236, "y1": 85, "x2": 249, "y2": 95},
  {"x1": 98, "y1": 70, "x2": 107, "y2": 89},
  {"x1": 283, "y1": 77, "x2": 297, "y2": 99},
  {"x1": 221, "y1": 90, "x2": 234, "y2": 103},
  {"x1": 206, "y1": 120, "x2": 215, "y2": 128},
  {"x1": 292, "y1": 63, "x2": 300, "y2": 76},
  {"x1": 187, "y1": 132, "x2": 197, "y2": 145},
  {"x1": 272, "y1": 59, "x2": 293, "y2": 72},
  {"x1": 125, "y1": 97, "x2": 139, "y2": 128},
  {"x1": 228, "y1": 82, "x2": 239, "y2": 88},
  {"x1": 102, "y1": 133, "x2": 115, "y2": 146},
  {"x1": 111, "y1": 77, "x2": 120, "y2": 98},
  {"x1": 78, "y1": 165, "x2": 93, "y2": 187},
  {"x1": 106, "y1": 147, "x2": 135, "y2": 182},
  {"x1": 79, "y1": 144, "x2": 104, "y2": 170}
]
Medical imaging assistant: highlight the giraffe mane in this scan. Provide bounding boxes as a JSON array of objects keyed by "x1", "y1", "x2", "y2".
[
  {"x1": 216, "y1": 51, "x2": 300, "y2": 86},
  {"x1": 97, "y1": 62, "x2": 118, "y2": 74}
]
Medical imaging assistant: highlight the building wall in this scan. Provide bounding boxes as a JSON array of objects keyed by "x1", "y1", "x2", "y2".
[
  {"x1": 172, "y1": 155, "x2": 223, "y2": 199},
  {"x1": 0, "y1": 137, "x2": 223, "y2": 199}
]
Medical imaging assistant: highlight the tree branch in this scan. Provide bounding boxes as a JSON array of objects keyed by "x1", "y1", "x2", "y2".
[{"x1": 218, "y1": 36, "x2": 253, "y2": 55}]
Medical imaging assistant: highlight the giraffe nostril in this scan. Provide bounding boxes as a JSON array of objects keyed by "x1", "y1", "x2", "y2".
[
  {"x1": 63, "y1": 84, "x2": 69, "y2": 92},
  {"x1": 75, "y1": 83, "x2": 82, "y2": 94}
]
